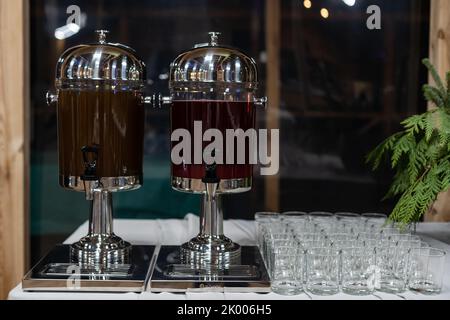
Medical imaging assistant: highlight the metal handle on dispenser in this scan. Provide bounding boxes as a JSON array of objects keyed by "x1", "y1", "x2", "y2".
[
  {"x1": 143, "y1": 94, "x2": 172, "y2": 108},
  {"x1": 254, "y1": 96, "x2": 268, "y2": 109},
  {"x1": 46, "y1": 91, "x2": 58, "y2": 106}
]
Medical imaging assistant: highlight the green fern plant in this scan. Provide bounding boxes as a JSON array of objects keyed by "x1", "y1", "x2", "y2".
[{"x1": 367, "y1": 59, "x2": 450, "y2": 225}]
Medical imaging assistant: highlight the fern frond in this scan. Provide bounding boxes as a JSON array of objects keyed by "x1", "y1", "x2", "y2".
[
  {"x1": 439, "y1": 159, "x2": 450, "y2": 190},
  {"x1": 437, "y1": 109, "x2": 450, "y2": 146},
  {"x1": 401, "y1": 113, "x2": 426, "y2": 134},
  {"x1": 423, "y1": 85, "x2": 445, "y2": 108},
  {"x1": 366, "y1": 132, "x2": 403, "y2": 170},
  {"x1": 424, "y1": 111, "x2": 435, "y2": 141},
  {"x1": 423, "y1": 58, "x2": 446, "y2": 94},
  {"x1": 391, "y1": 133, "x2": 415, "y2": 168},
  {"x1": 384, "y1": 169, "x2": 410, "y2": 199},
  {"x1": 368, "y1": 59, "x2": 450, "y2": 224}
]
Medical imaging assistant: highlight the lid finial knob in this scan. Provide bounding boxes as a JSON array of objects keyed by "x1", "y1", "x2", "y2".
[
  {"x1": 95, "y1": 29, "x2": 109, "y2": 44},
  {"x1": 208, "y1": 32, "x2": 221, "y2": 46}
]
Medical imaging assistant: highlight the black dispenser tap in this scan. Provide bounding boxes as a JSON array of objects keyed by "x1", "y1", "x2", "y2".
[{"x1": 81, "y1": 145, "x2": 100, "y2": 200}]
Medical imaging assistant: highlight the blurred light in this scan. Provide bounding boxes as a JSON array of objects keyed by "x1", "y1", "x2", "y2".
[
  {"x1": 159, "y1": 73, "x2": 169, "y2": 80},
  {"x1": 54, "y1": 23, "x2": 80, "y2": 40},
  {"x1": 320, "y1": 8, "x2": 329, "y2": 19},
  {"x1": 303, "y1": 0, "x2": 312, "y2": 9},
  {"x1": 342, "y1": 0, "x2": 356, "y2": 6},
  {"x1": 259, "y1": 51, "x2": 267, "y2": 63}
]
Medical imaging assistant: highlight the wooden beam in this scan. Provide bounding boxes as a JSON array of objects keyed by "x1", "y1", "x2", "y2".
[
  {"x1": 0, "y1": 0, "x2": 29, "y2": 299},
  {"x1": 429, "y1": 0, "x2": 450, "y2": 93},
  {"x1": 426, "y1": 0, "x2": 450, "y2": 221},
  {"x1": 264, "y1": 0, "x2": 280, "y2": 212}
]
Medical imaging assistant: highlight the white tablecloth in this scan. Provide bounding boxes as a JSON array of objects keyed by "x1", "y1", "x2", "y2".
[{"x1": 8, "y1": 216, "x2": 450, "y2": 300}]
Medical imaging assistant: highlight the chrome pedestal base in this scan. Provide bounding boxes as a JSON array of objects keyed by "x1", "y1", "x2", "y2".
[
  {"x1": 69, "y1": 190, "x2": 132, "y2": 266},
  {"x1": 71, "y1": 235, "x2": 132, "y2": 266},
  {"x1": 22, "y1": 245, "x2": 156, "y2": 292},
  {"x1": 150, "y1": 245, "x2": 271, "y2": 293},
  {"x1": 181, "y1": 235, "x2": 241, "y2": 267}
]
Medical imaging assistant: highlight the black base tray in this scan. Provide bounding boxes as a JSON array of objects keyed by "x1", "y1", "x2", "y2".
[
  {"x1": 22, "y1": 244, "x2": 156, "y2": 293},
  {"x1": 150, "y1": 245, "x2": 271, "y2": 293}
]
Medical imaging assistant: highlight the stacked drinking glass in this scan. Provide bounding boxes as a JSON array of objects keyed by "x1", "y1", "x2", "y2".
[{"x1": 255, "y1": 211, "x2": 446, "y2": 296}]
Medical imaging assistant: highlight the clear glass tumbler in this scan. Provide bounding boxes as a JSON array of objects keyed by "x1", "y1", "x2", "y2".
[
  {"x1": 375, "y1": 240, "x2": 410, "y2": 293},
  {"x1": 408, "y1": 247, "x2": 446, "y2": 294},
  {"x1": 270, "y1": 246, "x2": 304, "y2": 295},
  {"x1": 362, "y1": 213, "x2": 388, "y2": 228},
  {"x1": 281, "y1": 211, "x2": 309, "y2": 223},
  {"x1": 341, "y1": 247, "x2": 377, "y2": 295},
  {"x1": 306, "y1": 247, "x2": 340, "y2": 295},
  {"x1": 264, "y1": 234, "x2": 297, "y2": 273},
  {"x1": 255, "y1": 212, "x2": 280, "y2": 251}
]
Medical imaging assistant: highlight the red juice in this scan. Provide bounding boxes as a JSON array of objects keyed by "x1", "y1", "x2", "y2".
[{"x1": 171, "y1": 100, "x2": 256, "y2": 180}]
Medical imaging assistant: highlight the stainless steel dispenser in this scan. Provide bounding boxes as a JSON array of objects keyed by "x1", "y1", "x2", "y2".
[
  {"x1": 23, "y1": 30, "x2": 155, "y2": 292},
  {"x1": 150, "y1": 32, "x2": 270, "y2": 292}
]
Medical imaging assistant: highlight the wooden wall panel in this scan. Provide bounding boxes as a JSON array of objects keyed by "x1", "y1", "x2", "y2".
[
  {"x1": 0, "y1": 0, "x2": 29, "y2": 299},
  {"x1": 427, "y1": 0, "x2": 450, "y2": 222},
  {"x1": 429, "y1": 0, "x2": 450, "y2": 85},
  {"x1": 264, "y1": 0, "x2": 280, "y2": 212}
]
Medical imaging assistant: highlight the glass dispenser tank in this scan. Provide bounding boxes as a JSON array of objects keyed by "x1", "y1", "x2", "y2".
[
  {"x1": 168, "y1": 32, "x2": 266, "y2": 266},
  {"x1": 47, "y1": 30, "x2": 146, "y2": 265}
]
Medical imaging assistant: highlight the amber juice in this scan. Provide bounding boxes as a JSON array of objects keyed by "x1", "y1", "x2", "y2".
[{"x1": 57, "y1": 90, "x2": 144, "y2": 180}]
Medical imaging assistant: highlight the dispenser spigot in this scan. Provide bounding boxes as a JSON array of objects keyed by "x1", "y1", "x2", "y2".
[
  {"x1": 202, "y1": 163, "x2": 220, "y2": 184},
  {"x1": 80, "y1": 145, "x2": 100, "y2": 200}
]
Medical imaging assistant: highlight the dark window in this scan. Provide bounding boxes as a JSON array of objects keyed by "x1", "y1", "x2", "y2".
[{"x1": 29, "y1": 0, "x2": 430, "y2": 263}]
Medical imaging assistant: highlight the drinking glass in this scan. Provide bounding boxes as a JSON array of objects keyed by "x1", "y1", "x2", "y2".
[
  {"x1": 296, "y1": 233, "x2": 330, "y2": 249},
  {"x1": 375, "y1": 240, "x2": 409, "y2": 293},
  {"x1": 309, "y1": 212, "x2": 334, "y2": 234},
  {"x1": 309, "y1": 211, "x2": 334, "y2": 222},
  {"x1": 255, "y1": 212, "x2": 280, "y2": 250},
  {"x1": 389, "y1": 234, "x2": 420, "y2": 243},
  {"x1": 264, "y1": 233, "x2": 297, "y2": 272},
  {"x1": 396, "y1": 238, "x2": 422, "y2": 253},
  {"x1": 341, "y1": 247, "x2": 377, "y2": 295},
  {"x1": 329, "y1": 233, "x2": 356, "y2": 243},
  {"x1": 331, "y1": 239, "x2": 356, "y2": 253},
  {"x1": 306, "y1": 247, "x2": 340, "y2": 295},
  {"x1": 335, "y1": 212, "x2": 361, "y2": 223},
  {"x1": 379, "y1": 227, "x2": 401, "y2": 239},
  {"x1": 362, "y1": 213, "x2": 387, "y2": 228},
  {"x1": 408, "y1": 247, "x2": 446, "y2": 294},
  {"x1": 291, "y1": 222, "x2": 317, "y2": 235},
  {"x1": 270, "y1": 246, "x2": 304, "y2": 295},
  {"x1": 357, "y1": 232, "x2": 381, "y2": 242},
  {"x1": 300, "y1": 239, "x2": 331, "y2": 251},
  {"x1": 281, "y1": 211, "x2": 309, "y2": 223}
]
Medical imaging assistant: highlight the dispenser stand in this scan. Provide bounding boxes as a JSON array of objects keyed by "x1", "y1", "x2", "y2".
[
  {"x1": 181, "y1": 187, "x2": 241, "y2": 267},
  {"x1": 150, "y1": 169, "x2": 270, "y2": 292},
  {"x1": 181, "y1": 164, "x2": 241, "y2": 267},
  {"x1": 22, "y1": 190, "x2": 156, "y2": 292},
  {"x1": 71, "y1": 190, "x2": 131, "y2": 266}
]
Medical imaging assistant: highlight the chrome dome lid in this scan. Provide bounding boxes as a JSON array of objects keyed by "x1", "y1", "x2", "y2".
[
  {"x1": 55, "y1": 30, "x2": 146, "y2": 90},
  {"x1": 169, "y1": 32, "x2": 258, "y2": 90}
]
